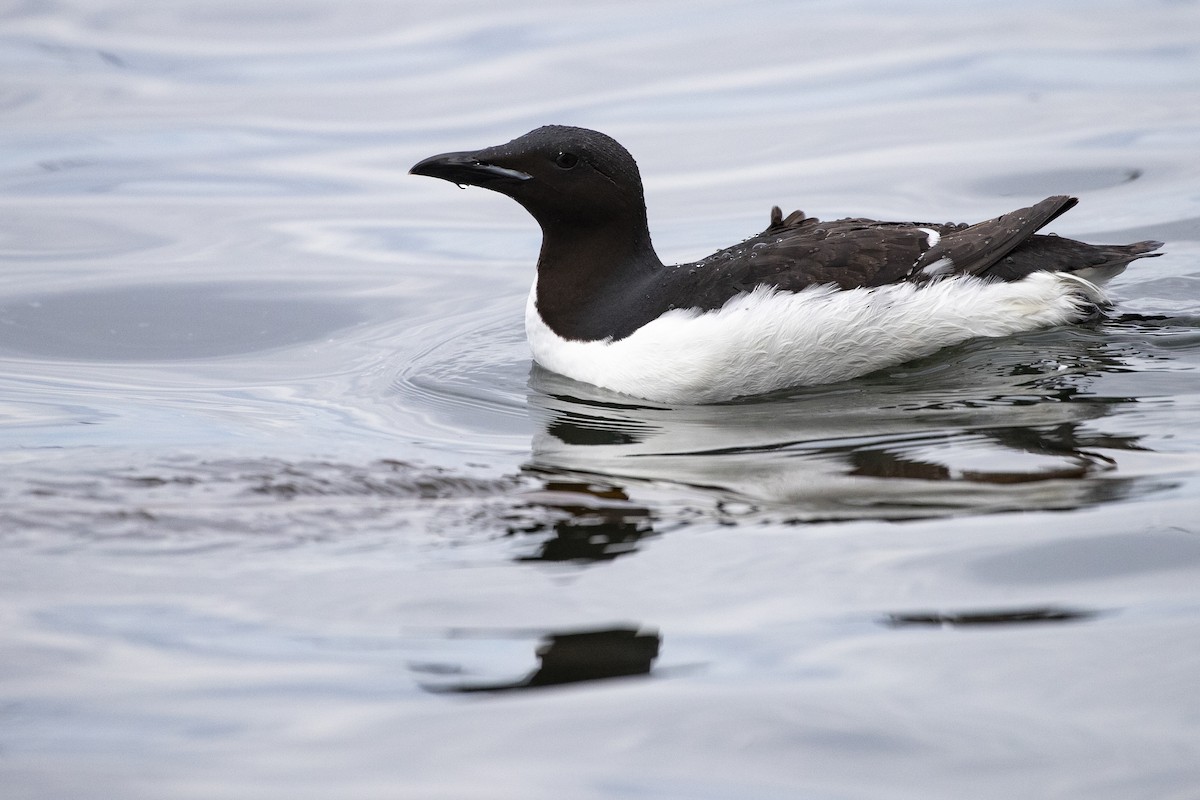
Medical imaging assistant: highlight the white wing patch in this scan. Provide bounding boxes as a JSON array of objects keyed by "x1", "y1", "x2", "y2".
[
  {"x1": 525, "y1": 272, "x2": 1107, "y2": 404},
  {"x1": 920, "y1": 256, "x2": 956, "y2": 278},
  {"x1": 918, "y1": 227, "x2": 941, "y2": 248}
]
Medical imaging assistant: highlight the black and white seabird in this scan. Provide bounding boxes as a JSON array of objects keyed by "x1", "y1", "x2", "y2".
[{"x1": 411, "y1": 125, "x2": 1163, "y2": 404}]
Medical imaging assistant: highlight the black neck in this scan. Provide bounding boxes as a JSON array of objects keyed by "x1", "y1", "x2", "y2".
[{"x1": 533, "y1": 218, "x2": 664, "y2": 342}]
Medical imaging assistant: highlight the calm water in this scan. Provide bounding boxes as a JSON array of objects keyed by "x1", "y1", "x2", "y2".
[{"x1": 3, "y1": 1, "x2": 1200, "y2": 798}]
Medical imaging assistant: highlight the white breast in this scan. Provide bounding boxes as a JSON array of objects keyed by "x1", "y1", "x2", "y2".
[{"x1": 524, "y1": 272, "x2": 1106, "y2": 404}]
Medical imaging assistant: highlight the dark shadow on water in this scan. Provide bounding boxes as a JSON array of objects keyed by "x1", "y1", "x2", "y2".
[
  {"x1": 882, "y1": 606, "x2": 1103, "y2": 628},
  {"x1": 420, "y1": 626, "x2": 661, "y2": 694}
]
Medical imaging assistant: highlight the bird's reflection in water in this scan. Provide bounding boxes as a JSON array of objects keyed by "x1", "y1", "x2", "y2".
[
  {"x1": 517, "y1": 325, "x2": 1168, "y2": 522},
  {"x1": 422, "y1": 626, "x2": 661, "y2": 694},
  {"x1": 506, "y1": 480, "x2": 656, "y2": 562},
  {"x1": 844, "y1": 422, "x2": 1136, "y2": 485}
]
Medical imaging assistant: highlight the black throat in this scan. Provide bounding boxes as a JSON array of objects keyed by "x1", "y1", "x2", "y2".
[{"x1": 532, "y1": 215, "x2": 667, "y2": 342}]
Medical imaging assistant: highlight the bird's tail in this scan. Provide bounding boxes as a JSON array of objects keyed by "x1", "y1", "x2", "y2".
[{"x1": 1071, "y1": 239, "x2": 1163, "y2": 286}]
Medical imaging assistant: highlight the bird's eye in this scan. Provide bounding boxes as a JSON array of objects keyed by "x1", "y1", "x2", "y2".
[{"x1": 554, "y1": 151, "x2": 579, "y2": 170}]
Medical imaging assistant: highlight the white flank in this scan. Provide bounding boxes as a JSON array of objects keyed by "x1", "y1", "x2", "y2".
[
  {"x1": 918, "y1": 227, "x2": 941, "y2": 247},
  {"x1": 525, "y1": 272, "x2": 1107, "y2": 404}
]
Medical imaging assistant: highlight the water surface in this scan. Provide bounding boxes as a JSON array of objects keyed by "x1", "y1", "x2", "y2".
[{"x1": 2, "y1": 1, "x2": 1200, "y2": 798}]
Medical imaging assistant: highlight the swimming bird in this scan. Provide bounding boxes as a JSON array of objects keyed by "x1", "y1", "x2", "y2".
[{"x1": 411, "y1": 125, "x2": 1162, "y2": 404}]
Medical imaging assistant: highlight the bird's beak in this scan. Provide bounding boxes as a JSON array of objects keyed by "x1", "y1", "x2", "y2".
[{"x1": 409, "y1": 150, "x2": 531, "y2": 189}]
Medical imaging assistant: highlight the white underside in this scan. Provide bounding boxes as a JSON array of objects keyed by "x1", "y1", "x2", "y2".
[{"x1": 525, "y1": 272, "x2": 1107, "y2": 404}]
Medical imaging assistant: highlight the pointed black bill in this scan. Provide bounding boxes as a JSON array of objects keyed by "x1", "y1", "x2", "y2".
[{"x1": 409, "y1": 150, "x2": 531, "y2": 188}]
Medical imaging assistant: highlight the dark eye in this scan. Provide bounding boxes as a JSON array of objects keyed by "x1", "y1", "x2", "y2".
[{"x1": 554, "y1": 151, "x2": 579, "y2": 170}]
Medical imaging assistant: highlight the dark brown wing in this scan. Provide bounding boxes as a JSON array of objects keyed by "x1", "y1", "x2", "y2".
[
  {"x1": 912, "y1": 195, "x2": 1078, "y2": 279},
  {"x1": 659, "y1": 195, "x2": 1161, "y2": 313},
  {"x1": 662, "y1": 214, "x2": 932, "y2": 310}
]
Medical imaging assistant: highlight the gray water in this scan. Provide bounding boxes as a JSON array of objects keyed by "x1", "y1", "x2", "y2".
[{"x1": 3, "y1": 1, "x2": 1200, "y2": 798}]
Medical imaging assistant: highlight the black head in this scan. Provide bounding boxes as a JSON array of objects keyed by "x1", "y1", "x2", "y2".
[{"x1": 410, "y1": 125, "x2": 649, "y2": 233}]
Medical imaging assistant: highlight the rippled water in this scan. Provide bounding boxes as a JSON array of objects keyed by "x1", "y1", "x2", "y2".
[{"x1": 3, "y1": 1, "x2": 1200, "y2": 798}]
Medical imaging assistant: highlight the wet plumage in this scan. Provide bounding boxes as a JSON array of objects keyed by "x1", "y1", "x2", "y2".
[{"x1": 411, "y1": 125, "x2": 1162, "y2": 403}]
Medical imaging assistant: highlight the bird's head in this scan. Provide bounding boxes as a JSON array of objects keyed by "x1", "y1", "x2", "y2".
[{"x1": 410, "y1": 125, "x2": 648, "y2": 233}]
